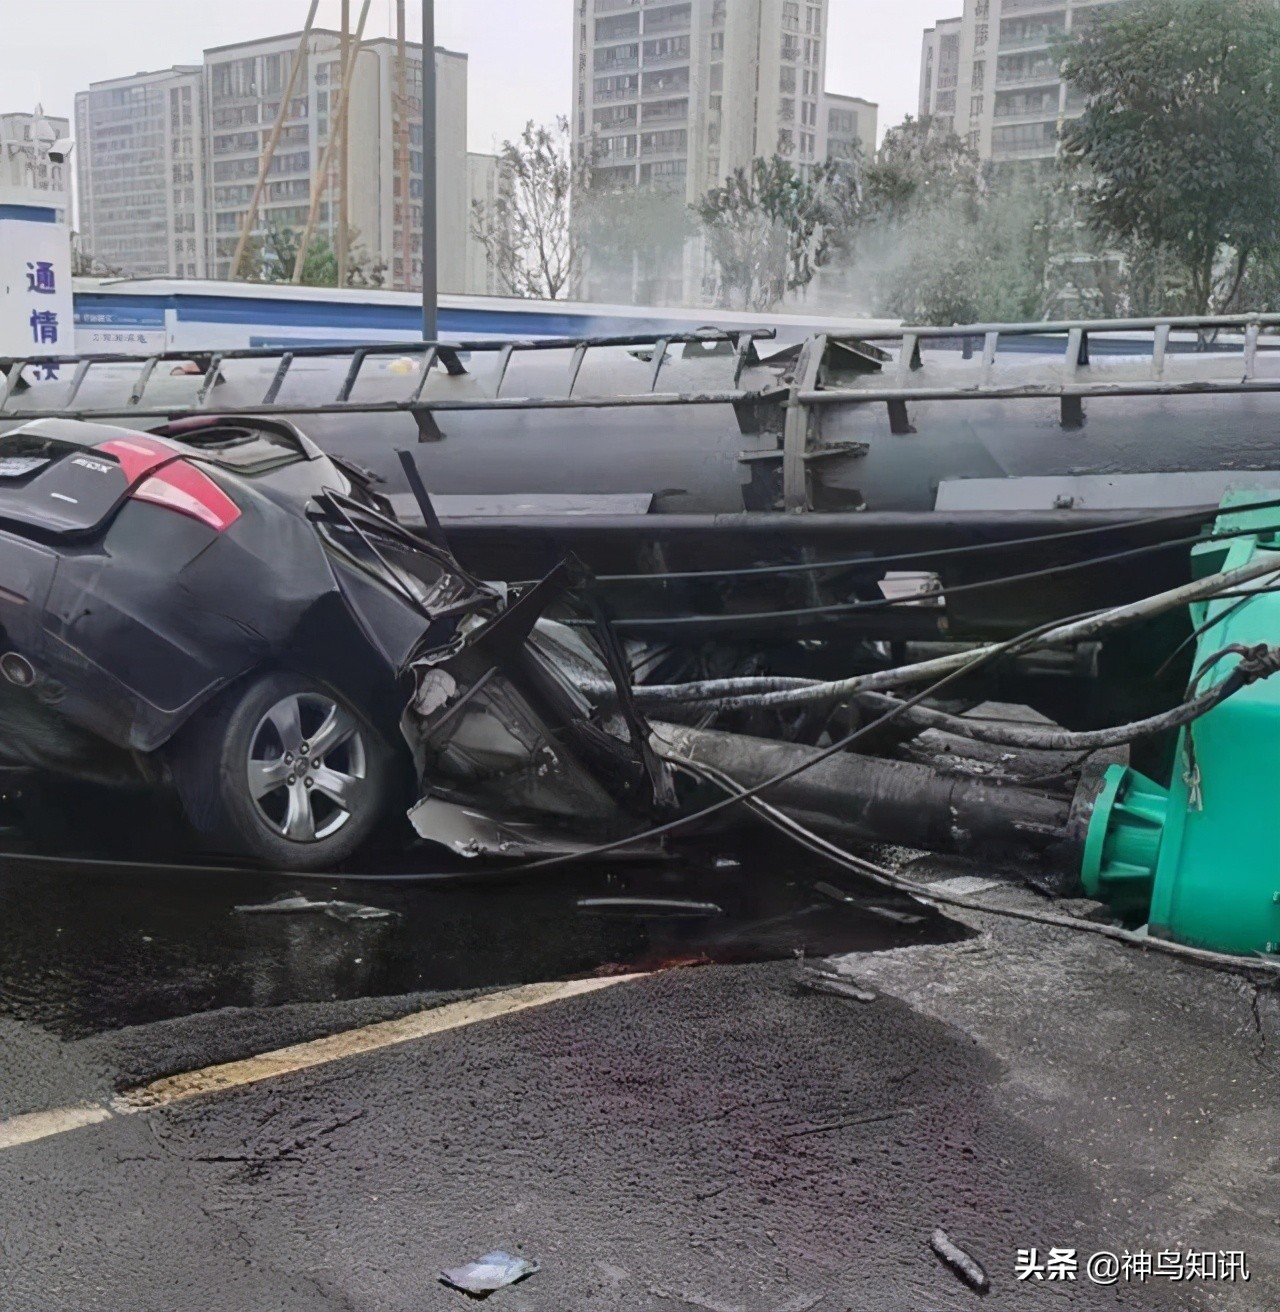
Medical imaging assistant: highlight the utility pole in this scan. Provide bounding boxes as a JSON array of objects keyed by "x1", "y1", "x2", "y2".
[
  {"x1": 337, "y1": 0, "x2": 350, "y2": 287},
  {"x1": 422, "y1": 0, "x2": 437, "y2": 340},
  {"x1": 396, "y1": 0, "x2": 411, "y2": 293}
]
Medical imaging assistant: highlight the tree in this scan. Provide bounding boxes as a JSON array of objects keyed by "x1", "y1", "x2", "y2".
[
  {"x1": 862, "y1": 116, "x2": 983, "y2": 224},
  {"x1": 694, "y1": 156, "x2": 858, "y2": 311},
  {"x1": 576, "y1": 184, "x2": 695, "y2": 305},
  {"x1": 257, "y1": 227, "x2": 385, "y2": 288},
  {"x1": 471, "y1": 117, "x2": 585, "y2": 300},
  {"x1": 237, "y1": 227, "x2": 385, "y2": 288},
  {"x1": 70, "y1": 234, "x2": 123, "y2": 278},
  {"x1": 1060, "y1": 0, "x2": 1280, "y2": 315}
]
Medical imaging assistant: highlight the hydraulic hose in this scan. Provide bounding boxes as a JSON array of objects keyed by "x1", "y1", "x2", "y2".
[{"x1": 853, "y1": 643, "x2": 1280, "y2": 751}]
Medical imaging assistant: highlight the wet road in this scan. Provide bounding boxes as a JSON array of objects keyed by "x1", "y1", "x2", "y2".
[
  {"x1": 1, "y1": 796, "x2": 1275, "y2": 1311},
  {"x1": 0, "y1": 830, "x2": 952, "y2": 1038}
]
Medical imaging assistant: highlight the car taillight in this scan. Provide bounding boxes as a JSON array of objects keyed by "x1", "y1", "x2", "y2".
[
  {"x1": 98, "y1": 435, "x2": 178, "y2": 483},
  {"x1": 131, "y1": 460, "x2": 241, "y2": 532}
]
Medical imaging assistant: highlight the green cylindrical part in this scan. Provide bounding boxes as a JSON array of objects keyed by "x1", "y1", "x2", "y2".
[{"x1": 1080, "y1": 764, "x2": 1168, "y2": 918}]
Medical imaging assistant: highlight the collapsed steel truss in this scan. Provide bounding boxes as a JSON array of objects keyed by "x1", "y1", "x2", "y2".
[{"x1": 3, "y1": 312, "x2": 1280, "y2": 515}]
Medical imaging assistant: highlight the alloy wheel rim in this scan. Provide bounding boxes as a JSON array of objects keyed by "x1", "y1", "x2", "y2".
[{"x1": 246, "y1": 692, "x2": 369, "y2": 842}]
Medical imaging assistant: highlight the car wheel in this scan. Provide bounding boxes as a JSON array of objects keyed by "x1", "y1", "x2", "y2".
[{"x1": 174, "y1": 671, "x2": 394, "y2": 870}]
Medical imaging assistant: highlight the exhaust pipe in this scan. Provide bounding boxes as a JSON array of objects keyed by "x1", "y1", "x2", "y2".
[{"x1": 0, "y1": 652, "x2": 36, "y2": 688}]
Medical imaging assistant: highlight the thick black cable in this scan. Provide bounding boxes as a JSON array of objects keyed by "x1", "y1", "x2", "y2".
[
  {"x1": 854, "y1": 648, "x2": 1279, "y2": 751},
  {"x1": 522, "y1": 496, "x2": 1280, "y2": 586},
  {"x1": 501, "y1": 611, "x2": 1087, "y2": 875},
  {"x1": 590, "y1": 520, "x2": 1280, "y2": 631}
]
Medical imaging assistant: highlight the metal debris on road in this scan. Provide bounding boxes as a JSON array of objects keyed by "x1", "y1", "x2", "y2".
[
  {"x1": 929, "y1": 1228, "x2": 990, "y2": 1293},
  {"x1": 439, "y1": 1251, "x2": 540, "y2": 1296},
  {"x1": 232, "y1": 894, "x2": 399, "y2": 923},
  {"x1": 795, "y1": 965, "x2": 878, "y2": 1004},
  {"x1": 576, "y1": 896, "x2": 725, "y2": 918}
]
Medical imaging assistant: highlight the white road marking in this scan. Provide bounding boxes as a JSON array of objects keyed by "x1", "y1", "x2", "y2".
[
  {"x1": 0, "y1": 974, "x2": 643, "y2": 1152},
  {"x1": 0, "y1": 1103, "x2": 114, "y2": 1150}
]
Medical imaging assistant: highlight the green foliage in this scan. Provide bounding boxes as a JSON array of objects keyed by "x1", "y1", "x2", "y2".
[
  {"x1": 694, "y1": 155, "x2": 860, "y2": 311},
  {"x1": 471, "y1": 117, "x2": 585, "y2": 300},
  {"x1": 577, "y1": 185, "x2": 695, "y2": 305},
  {"x1": 862, "y1": 116, "x2": 983, "y2": 224},
  {"x1": 1060, "y1": 0, "x2": 1280, "y2": 313},
  {"x1": 245, "y1": 227, "x2": 385, "y2": 288}
]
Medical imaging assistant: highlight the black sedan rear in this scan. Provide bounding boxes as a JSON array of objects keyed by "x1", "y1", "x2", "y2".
[{"x1": 0, "y1": 415, "x2": 496, "y2": 869}]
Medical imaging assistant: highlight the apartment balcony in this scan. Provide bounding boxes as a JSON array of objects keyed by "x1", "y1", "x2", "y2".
[
  {"x1": 641, "y1": 99, "x2": 688, "y2": 124},
  {"x1": 643, "y1": 4, "x2": 691, "y2": 33},
  {"x1": 642, "y1": 45, "x2": 691, "y2": 67},
  {"x1": 992, "y1": 140, "x2": 1059, "y2": 159},
  {"x1": 993, "y1": 105, "x2": 1060, "y2": 125},
  {"x1": 995, "y1": 66, "x2": 1061, "y2": 89},
  {"x1": 998, "y1": 32, "x2": 1061, "y2": 51},
  {"x1": 1001, "y1": 0, "x2": 1067, "y2": 13},
  {"x1": 596, "y1": 54, "x2": 640, "y2": 73},
  {"x1": 641, "y1": 77, "x2": 690, "y2": 99},
  {"x1": 593, "y1": 84, "x2": 640, "y2": 102},
  {"x1": 594, "y1": 0, "x2": 640, "y2": 13}
]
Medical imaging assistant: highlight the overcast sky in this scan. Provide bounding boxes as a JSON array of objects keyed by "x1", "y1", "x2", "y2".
[{"x1": 1, "y1": 0, "x2": 962, "y2": 153}]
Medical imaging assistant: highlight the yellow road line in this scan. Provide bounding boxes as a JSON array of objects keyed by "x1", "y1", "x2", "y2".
[{"x1": 0, "y1": 974, "x2": 643, "y2": 1151}]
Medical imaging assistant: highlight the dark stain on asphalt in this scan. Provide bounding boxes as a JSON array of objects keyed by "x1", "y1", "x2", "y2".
[{"x1": 0, "y1": 785, "x2": 963, "y2": 1038}]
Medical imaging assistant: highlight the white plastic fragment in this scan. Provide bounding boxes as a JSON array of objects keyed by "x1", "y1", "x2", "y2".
[
  {"x1": 930, "y1": 1228, "x2": 989, "y2": 1292},
  {"x1": 440, "y1": 1251, "x2": 540, "y2": 1295}
]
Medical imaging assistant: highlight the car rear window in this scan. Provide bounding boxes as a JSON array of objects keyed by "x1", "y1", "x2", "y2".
[{"x1": 157, "y1": 423, "x2": 305, "y2": 475}]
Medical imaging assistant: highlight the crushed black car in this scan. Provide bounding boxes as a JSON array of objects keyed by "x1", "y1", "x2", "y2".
[
  {"x1": 0, "y1": 415, "x2": 666, "y2": 869},
  {"x1": 0, "y1": 416, "x2": 416, "y2": 865}
]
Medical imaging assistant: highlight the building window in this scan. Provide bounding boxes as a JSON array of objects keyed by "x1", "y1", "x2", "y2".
[
  {"x1": 972, "y1": 60, "x2": 985, "y2": 91},
  {"x1": 782, "y1": 2, "x2": 800, "y2": 31},
  {"x1": 975, "y1": 23, "x2": 989, "y2": 48},
  {"x1": 780, "y1": 66, "x2": 796, "y2": 93},
  {"x1": 970, "y1": 95, "x2": 985, "y2": 118}
]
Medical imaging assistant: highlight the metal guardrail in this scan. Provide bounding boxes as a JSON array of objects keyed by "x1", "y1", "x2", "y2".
[{"x1": 0, "y1": 330, "x2": 776, "y2": 431}]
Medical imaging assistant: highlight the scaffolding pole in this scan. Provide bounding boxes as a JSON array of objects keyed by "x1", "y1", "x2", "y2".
[
  {"x1": 337, "y1": 0, "x2": 351, "y2": 287},
  {"x1": 396, "y1": 0, "x2": 412, "y2": 292},
  {"x1": 228, "y1": 0, "x2": 320, "y2": 281},
  {"x1": 422, "y1": 0, "x2": 437, "y2": 339},
  {"x1": 290, "y1": 0, "x2": 372, "y2": 284}
]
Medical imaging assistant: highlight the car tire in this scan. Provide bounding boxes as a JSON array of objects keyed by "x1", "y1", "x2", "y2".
[{"x1": 173, "y1": 670, "x2": 395, "y2": 870}]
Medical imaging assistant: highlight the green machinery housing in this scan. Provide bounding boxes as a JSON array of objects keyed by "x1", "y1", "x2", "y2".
[{"x1": 1081, "y1": 491, "x2": 1280, "y2": 958}]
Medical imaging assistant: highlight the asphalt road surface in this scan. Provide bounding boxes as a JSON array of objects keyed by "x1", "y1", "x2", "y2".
[{"x1": 0, "y1": 841, "x2": 1276, "y2": 1311}]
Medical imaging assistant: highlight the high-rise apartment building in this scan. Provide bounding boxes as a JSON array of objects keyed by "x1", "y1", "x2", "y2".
[
  {"x1": 202, "y1": 31, "x2": 468, "y2": 287},
  {"x1": 75, "y1": 31, "x2": 481, "y2": 292},
  {"x1": 918, "y1": 17, "x2": 963, "y2": 136},
  {"x1": 919, "y1": 0, "x2": 1130, "y2": 164},
  {"x1": 572, "y1": 0, "x2": 833, "y2": 205},
  {"x1": 75, "y1": 67, "x2": 207, "y2": 276}
]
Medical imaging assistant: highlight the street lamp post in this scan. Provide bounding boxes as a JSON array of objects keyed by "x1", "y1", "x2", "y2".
[{"x1": 422, "y1": 0, "x2": 437, "y2": 340}]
